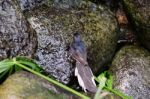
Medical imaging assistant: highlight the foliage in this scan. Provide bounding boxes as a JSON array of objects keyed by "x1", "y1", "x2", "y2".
[
  {"x1": 0, "y1": 57, "x2": 90, "y2": 99},
  {"x1": 94, "y1": 71, "x2": 133, "y2": 99},
  {"x1": 0, "y1": 57, "x2": 132, "y2": 99}
]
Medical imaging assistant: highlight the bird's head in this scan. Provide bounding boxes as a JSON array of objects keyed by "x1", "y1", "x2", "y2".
[{"x1": 73, "y1": 32, "x2": 82, "y2": 42}]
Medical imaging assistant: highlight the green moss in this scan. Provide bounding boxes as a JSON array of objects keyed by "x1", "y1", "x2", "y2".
[
  {"x1": 122, "y1": 0, "x2": 150, "y2": 50},
  {"x1": 123, "y1": 0, "x2": 149, "y2": 25},
  {"x1": 0, "y1": 71, "x2": 70, "y2": 99},
  {"x1": 110, "y1": 45, "x2": 150, "y2": 98},
  {"x1": 26, "y1": 0, "x2": 118, "y2": 74}
]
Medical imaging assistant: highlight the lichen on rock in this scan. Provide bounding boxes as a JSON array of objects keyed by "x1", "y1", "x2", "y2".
[
  {"x1": 0, "y1": 71, "x2": 77, "y2": 99},
  {"x1": 122, "y1": 0, "x2": 150, "y2": 51},
  {"x1": 26, "y1": 0, "x2": 118, "y2": 84},
  {"x1": 0, "y1": 0, "x2": 37, "y2": 60},
  {"x1": 110, "y1": 45, "x2": 150, "y2": 99}
]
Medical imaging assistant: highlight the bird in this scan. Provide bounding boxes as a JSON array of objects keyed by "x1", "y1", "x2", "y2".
[{"x1": 69, "y1": 32, "x2": 97, "y2": 93}]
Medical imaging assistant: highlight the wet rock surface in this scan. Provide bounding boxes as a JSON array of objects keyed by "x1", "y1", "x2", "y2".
[
  {"x1": 122, "y1": 0, "x2": 150, "y2": 50},
  {"x1": 0, "y1": 0, "x2": 36, "y2": 60},
  {"x1": 0, "y1": 71, "x2": 77, "y2": 99},
  {"x1": 26, "y1": 0, "x2": 118, "y2": 84},
  {"x1": 110, "y1": 45, "x2": 150, "y2": 99}
]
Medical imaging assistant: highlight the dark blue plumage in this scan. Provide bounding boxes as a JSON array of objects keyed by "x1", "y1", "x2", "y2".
[
  {"x1": 69, "y1": 33, "x2": 97, "y2": 93},
  {"x1": 70, "y1": 33, "x2": 88, "y2": 66}
]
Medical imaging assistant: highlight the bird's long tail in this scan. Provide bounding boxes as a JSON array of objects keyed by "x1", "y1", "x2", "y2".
[{"x1": 75, "y1": 62, "x2": 97, "y2": 93}]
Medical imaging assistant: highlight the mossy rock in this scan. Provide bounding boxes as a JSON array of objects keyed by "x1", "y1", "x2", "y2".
[
  {"x1": 26, "y1": 0, "x2": 118, "y2": 83},
  {"x1": 122, "y1": 0, "x2": 150, "y2": 50},
  {"x1": 110, "y1": 45, "x2": 150, "y2": 99},
  {"x1": 0, "y1": 71, "x2": 77, "y2": 99}
]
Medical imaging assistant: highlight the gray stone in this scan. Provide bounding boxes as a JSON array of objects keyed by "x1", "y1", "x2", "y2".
[
  {"x1": 26, "y1": 0, "x2": 118, "y2": 84},
  {"x1": 0, "y1": 0, "x2": 36, "y2": 60},
  {"x1": 122, "y1": 0, "x2": 150, "y2": 50},
  {"x1": 0, "y1": 0, "x2": 118, "y2": 85},
  {"x1": 0, "y1": 71, "x2": 77, "y2": 99},
  {"x1": 110, "y1": 45, "x2": 150, "y2": 99},
  {"x1": 17, "y1": 0, "x2": 46, "y2": 10}
]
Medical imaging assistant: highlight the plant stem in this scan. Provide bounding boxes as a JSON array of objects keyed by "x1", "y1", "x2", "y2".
[
  {"x1": 13, "y1": 58, "x2": 90, "y2": 99},
  {"x1": 94, "y1": 86, "x2": 102, "y2": 99},
  {"x1": 104, "y1": 87, "x2": 132, "y2": 99}
]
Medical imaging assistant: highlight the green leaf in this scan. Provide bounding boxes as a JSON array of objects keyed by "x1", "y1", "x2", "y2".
[
  {"x1": 18, "y1": 60, "x2": 38, "y2": 69},
  {"x1": 0, "y1": 60, "x2": 14, "y2": 73},
  {"x1": 14, "y1": 65, "x2": 23, "y2": 71},
  {"x1": 0, "y1": 69, "x2": 9, "y2": 79},
  {"x1": 105, "y1": 72, "x2": 113, "y2": 89},
  {"x1": 94, "y1": 73, "x2": 107, "y2": 99},
  {"x1": 0, "y1": 61, "x2": 14, "y2": 68},
  {"x1": 16, "y1": 57, "x2": 42, "y2": 72},
  {"x1": 8, "y1": 66, "x2": 14, "y2": 76},
  {"x1": 98, "y1": 74, "x2": 107, "y2": 89},
  {"x1": 0, "y1": 68, "x2": 9, "y2": 74},
  {"x1": 95, "y1": 71, "x2": 132, "y2": 99},
  {"x1": 0, "y1": 59, "x2": 15, "y2": 80}
]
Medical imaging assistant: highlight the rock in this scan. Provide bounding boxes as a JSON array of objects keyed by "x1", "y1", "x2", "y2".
[
  {"x1": 122, "y1": 0, "x2": 150, "y2": 50},
  {"x1": 26, "y1": 0, "x2": 118, "y2": 84},
  {"x1": 0, "y1": 0, "x2": 36, "y2": 60},
  {"x1": 0, "y1": 0, "x2": 118, "y2": 84},
  {"x1": 0, "y1": 71, "x2": 77, "y2": 99},
  {"x1": 110, "y1": 45, "x2": 150, "y2": 99},
  {"x1": 17, "y1": 0, "x2": 46, "y2": 11}
]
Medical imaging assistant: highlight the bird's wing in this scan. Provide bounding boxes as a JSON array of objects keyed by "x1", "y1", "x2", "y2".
[{"x1": 70, "y1": 47, "x2": 87, "y2": 65}]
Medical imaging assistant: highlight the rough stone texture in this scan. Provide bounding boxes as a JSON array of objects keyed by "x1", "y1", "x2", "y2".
[
  {"x1": 110, "y1": 45, "x2": 150, "y2": 99},
  {"x1": 0, "y1": 0, "x2": 118, "y2": 84},
  {"x1": 122, "y1": 0, "x2": 150, "y2": 50},
  {"x1": 17, "y1": 0, "x2": 46, "y2": 10},
  {"x1": 0, "y1": 0, "x2": 36, "y2": 60},
  {"x1": 0, "y1": 71, "x2": 77, "y2": 99},
  {"x1": 26, "y1": 0, "x2": 118, "y2": 84},
  {"x1": 27, "y1": 16, "x2": 73, "y2": 84}
]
